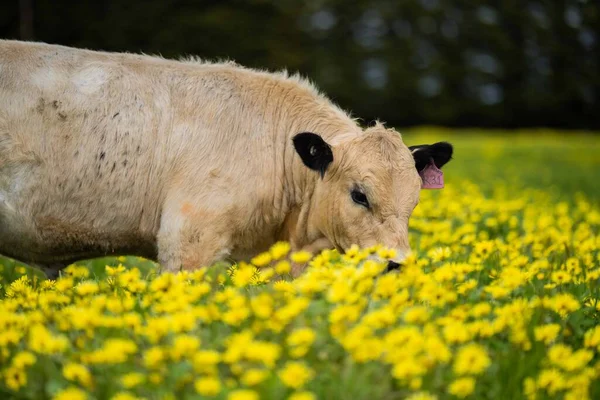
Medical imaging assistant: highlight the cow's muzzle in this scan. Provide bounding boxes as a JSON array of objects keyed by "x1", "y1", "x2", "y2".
[{"x1": 385, "y1": 260, "x2": 401, "y2": 272}]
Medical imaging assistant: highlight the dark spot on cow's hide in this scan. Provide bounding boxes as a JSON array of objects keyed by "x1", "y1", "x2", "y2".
[
  {"x1": 112, "y1": 112, "x2": 120, "y2": 119},
  {"x1": 111, "y1": 162, "x2": 116, "y2": 173},
  {"x1": 52, "y1": 100, "x2": 60, "y2": 109},
  {"x1": 74, "y1": 150, "x2": 79, "y2": 157},
  {"x1": 99, "y1": 152, "x2": 106, "y2": 161},
  {"x1": 136, "y1": 145, "x2": 141, "y2": 154},
  {"x1": 36, "y1": 98, "x2": 45, "y2": 113},
  {"x1": 58, "y1": 112, "x2": 67, "y2": 120},
  {"x1": 122, "y1": 159, "x2": 128, "y2": 167}
]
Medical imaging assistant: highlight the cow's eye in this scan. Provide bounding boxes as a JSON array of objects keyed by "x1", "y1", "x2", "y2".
[{"x1": 351, "y1": 189, "x2": 370, "y2": 208}]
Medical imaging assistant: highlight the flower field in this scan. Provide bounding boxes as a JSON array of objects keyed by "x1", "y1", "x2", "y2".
[{"x1": 0, "y1": 129, "x2": 599, "y2": 400}]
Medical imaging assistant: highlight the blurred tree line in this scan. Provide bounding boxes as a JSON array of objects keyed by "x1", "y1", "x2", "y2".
[{"x1": 2, "y1": 0, "x2": 599, "y2": 129}]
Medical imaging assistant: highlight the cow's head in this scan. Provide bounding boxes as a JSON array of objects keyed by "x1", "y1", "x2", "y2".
[{"x1": 293, "y1": 124, "x2": 453, "y2": 271}]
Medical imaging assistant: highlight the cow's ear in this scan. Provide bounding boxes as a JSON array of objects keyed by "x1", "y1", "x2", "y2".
[
  {"x1": 293, "y1": 132, "x2": 333, "y2": 178},
  {"x1": 409, "y1": 141, "x2": 453, "y2": 172}
]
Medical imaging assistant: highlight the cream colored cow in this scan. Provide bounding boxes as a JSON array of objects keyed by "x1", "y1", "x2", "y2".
[{"x1": 0, "y1": 39, "x2": 453, "y2": 277}]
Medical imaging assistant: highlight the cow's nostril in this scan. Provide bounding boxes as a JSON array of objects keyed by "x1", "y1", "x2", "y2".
[{"x1": 386, "y1": 260, "x2": 401, "y2": 272}]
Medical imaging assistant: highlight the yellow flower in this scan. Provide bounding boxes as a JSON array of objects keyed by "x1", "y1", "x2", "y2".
[
  {"x1": 290, "y1": 251, "x2": 312, "y2": 264},
  {"x1": 442, "y1": 322, "x2": 472, "y2": 344},
  {"x1": 270, "y1": 241, "x2": 291, "y2": 260},
  {"x1": 273, "y1": 281, "x2": 296, "y2": 294},
  {"x1": 391, "y1": 358, "x2": 427, "y2": 381},
  {"x1": 453, "y1": 343, "x2": 491, "y2": 376},
  {"x1": 551, "y1": 270, "x2": 572, "y2": 285},
  {"x1": 63, "y1": 265, "x2": 90, "y2": 279},
  {"x1": 428, "y1": 247, "x2": 452, "y2": 263},
  {"x1": 534, "y1": 324, "x2": 561, "y2": 345},
  {"x1": 149, "y1": 373, "x2": 163, "y2": 384},
  {"x1": 547, "y1": 344, "x2": 573, "y2": 367},
  {"x1": 105, "y1": 264, "x2": 126, "y2": 276},
  {"x1": 583, "y1": 326, "x2": 600, "y2": 350},
  {"x1": 121, "y1": 372, "x2": 145, "y2": 388},
  {"x1": 448, "y1": 377, "x2": 476, "y2": 398},
  {"x1": 287, "y1": 328, "x2": 316, "y2": 348},
  {"x1": 470, "y1": 302, "x2": 492, "y2": 318},
  {"x1": 227, "y1": 389, "x2": 259, "y2": 400},
  {"x1": 4, "y1": 366, "x2": 27, "y2": 391},
  {"x1": 82, "y1": 338, "x2": 137, "y2": 364},
  {"x1": 63, "y1": 363, "x2": 93, "y2": 388},
  {"x1": 250, "y1": 293, "x2": 274, "y2": 319},
  {"x1": 251, "y1": 252, "x2": 272, "y2": 267},
  {"x1": 244, "y1": 341, "x2": 281, "y2": 368},
  {"x1": 288, "y1": 391, "x2": 316, "y2": 400},
  {"x1": 232, "y1": 264, "x2": 258, "y2": 288},
  {"x1": 523, "y1": 377, "x2": 536, "y2": 400},
  {"x1": 278, "y1": 361, "x2": 315, "y2": 389},
  {"x1": 12, "y1": 351, "x2": 36, "y2": 368},
  {"x1": 53, "y1": 387, "x2": 87, "y2": 400},
  {"x1": 404, "y1": 306, "x2": 431, "y2": 324},
  {"x1": 241, "y1": 369, "x2": 269, "y2": 386},
  {"x1": 170, "y1": 335, "x2": 201, "y2": 361},
  {"x1": 474, "y1": 241, "x2": 494, "y2": 257},
  {"x1": 406, "y1": 392, "x2": 438, "y2": 400},
  {"x1": 537, "y1": 368, "x2": 567, "y2": 395},
  {"x1": 28, "y1": 324, "x2": 69, "y2": 355},
  {"x1": 75, "y1": 281, "x2": 100, "y2": 296},
  {"x1": 143, "y1": 346, "x2": 165, "y2": 369},
  {"x1": 193, "y1": 350, "x2": 221, "y2": 373},
  {"x1": 275, "y1": 260, "x2": 292, "y2": 275},
  {"x1": 543, "y1": 294, "x2": 580, "y2": 318},
  {"x1": 562, "y1": 349, "x2": 594, "y2": 372},
  {"x1": 195, "y1": 377, "x2": 222, "y2": 397},
  {"x1": 111, "y1": 393, "x2": 141, "y2": 400}
]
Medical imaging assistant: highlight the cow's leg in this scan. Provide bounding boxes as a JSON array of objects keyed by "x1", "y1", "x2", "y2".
[
  {"x1": 28, "y1": 262, "x2": 66, "y2": 280},
  {"x1": 156, "y1": 206, "x2": 232, "y2": 273}
]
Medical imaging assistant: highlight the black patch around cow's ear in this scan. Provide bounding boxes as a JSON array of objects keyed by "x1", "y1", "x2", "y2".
[
  {"x1": 292, "y1": 132, "x2": 333, "y2": 178},
  {"x1": 409, "y1": 141, "x2": 453, "y2": 172}
]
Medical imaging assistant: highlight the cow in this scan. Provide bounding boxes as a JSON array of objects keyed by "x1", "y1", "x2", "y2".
[{"x1": 0, "y1": 39, "x2": 453, "y2": 278}]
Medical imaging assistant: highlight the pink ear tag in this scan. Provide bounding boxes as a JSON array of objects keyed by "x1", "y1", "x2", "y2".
[{"x1": 419, "y1": 159, "x2": 444, "y2": 189}]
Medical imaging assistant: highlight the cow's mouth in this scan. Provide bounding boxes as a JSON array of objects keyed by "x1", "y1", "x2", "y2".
[{"x1": 385, "y1": 260, "x2": 402, "y2": 272}]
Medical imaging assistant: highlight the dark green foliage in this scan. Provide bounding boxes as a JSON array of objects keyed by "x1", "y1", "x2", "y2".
[{"x1": 2, "y1": 0, "x2": 598, "y2": 129}]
